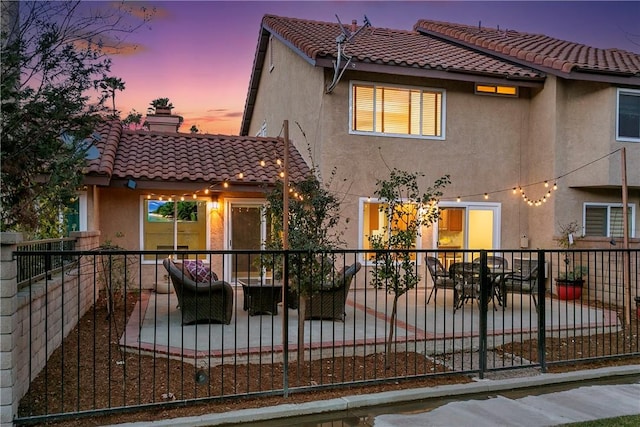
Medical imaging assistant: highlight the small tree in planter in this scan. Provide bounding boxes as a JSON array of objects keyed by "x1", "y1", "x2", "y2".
[
  {"x1": 369, "y1": 169, "x2": 449, "y2": 368},
  {"x1": 555, "y1": 221, "x2": 587, "y2": 300},
  {"x1": 264, "y1": 169, "x2": 345, "y2": 364}
]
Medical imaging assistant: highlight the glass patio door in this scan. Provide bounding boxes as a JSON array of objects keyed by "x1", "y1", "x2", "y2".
[
  {"x1": 467, "y1": 205, "x2": 500, "y2": 256},
  {"x1": 226, "y1": 200, "x2": 267, "y2": 282},
  {"x1": 437, "y1": 203, "x2": 500, "y2": 259}
]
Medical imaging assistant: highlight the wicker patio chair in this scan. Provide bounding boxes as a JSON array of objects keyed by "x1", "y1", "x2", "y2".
[
  {"x1": 305, "y1": 262, "x2": 362, "y2": 321},
  {"x1": 425, "y1": 256, "x2": 456, "y2": 304},
  {"x1": 162, "y1": 258, "x2": 233, "y2": 325}
]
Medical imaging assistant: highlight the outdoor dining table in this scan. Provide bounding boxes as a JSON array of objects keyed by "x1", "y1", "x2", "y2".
[{"x1": 451, "y1": 263, "x2": 513, "y2": 311}]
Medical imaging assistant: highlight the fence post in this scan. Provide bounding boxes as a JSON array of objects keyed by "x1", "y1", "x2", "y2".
[
  {"x1": 537, "y1": 250, "x2": 547, "y2": 373},
  {"x1": 0, "y1": 232, "x2": 22, "y2": 427},
  {"x1": 478, "y1": 250, "x2": 488, "y2": 379},
  {"x1": 282, "y1": 251, "x2": 289, "y2": 398}
]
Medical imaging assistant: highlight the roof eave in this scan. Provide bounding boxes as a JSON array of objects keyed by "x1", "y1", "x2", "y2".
[{"x1": 315, "y1": 58, "x2": 545, "y2": 87}]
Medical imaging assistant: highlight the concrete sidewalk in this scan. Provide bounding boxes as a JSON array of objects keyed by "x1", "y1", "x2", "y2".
[{"x1": 109, "y1": 365, "x2": 640, "y2": 426}]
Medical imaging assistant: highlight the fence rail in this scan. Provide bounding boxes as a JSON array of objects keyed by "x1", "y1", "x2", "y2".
[
  {"x1": 15, "y1": 238, "x2": 76, "y2": 288},
  {"x1": 9, "y1": 248, "x2": 640, "y2": 425}
]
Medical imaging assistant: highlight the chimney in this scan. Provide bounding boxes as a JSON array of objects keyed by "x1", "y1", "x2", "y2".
[
  {"x1": 145, "y1": 107, "x2": 182, "y2": 132},
  {"x1": 351, "y1": 19, "x2": 357, "y2": 33}
]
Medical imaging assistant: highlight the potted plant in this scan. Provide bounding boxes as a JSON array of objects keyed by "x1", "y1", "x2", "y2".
[
  {"x1": 555, "y1": 265, "x2": 587, "y2": 300},
  {"x1": 555, "y1": 221, "x2": 586, "y2": 300},
  {"x1": 148, "y1": 97, "x2": 174, "y2": 114}
]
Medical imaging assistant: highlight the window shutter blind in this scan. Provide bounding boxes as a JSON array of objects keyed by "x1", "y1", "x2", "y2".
[
  {"x1": 353, "y1": 85, "x2": 374, "y2": 132},
  {"x1": 585, "y1": 206, "x2": 606, "y2": 236}
]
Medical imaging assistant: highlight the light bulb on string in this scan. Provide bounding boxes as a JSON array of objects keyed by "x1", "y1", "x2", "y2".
[
  {"x1": 204, "y1": 188, "x2": 209, "y2": 195},
  {"x1": 484, "y1": 193, "x2": 489, "y2": 199},
  {"x1": 553, "y1": 182, "x2": 558, "y2": 190},
  {"x1": 260, "y1": 160, "x2": 266, "y2": 167},
  {"x1": 512, "y1": 187, "x2": 517, "y2": 194},
  {"x1": 456, "y1": 196, "x2": 461, "y2": 203},
  {"x1": 544, "y1": 181, "x2": 549, "y2": 188}
]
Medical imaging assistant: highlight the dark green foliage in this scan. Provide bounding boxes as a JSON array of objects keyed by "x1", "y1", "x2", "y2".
[
  {"x1": 0, "y1": 1, "x2": 152, "y2": 235},
  {"x1": 264, "y1": 171, "x2": 344, "y2": 296}
]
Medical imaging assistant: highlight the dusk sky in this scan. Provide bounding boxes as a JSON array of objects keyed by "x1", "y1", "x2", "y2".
[{"x1": 105, "y1": 1, "x2": 640, "y2": 135}]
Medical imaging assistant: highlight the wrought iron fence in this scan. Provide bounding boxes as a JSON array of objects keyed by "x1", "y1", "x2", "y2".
[
  {"x1": 11, "y1": 248, "x2": 640, "y2": 425},
  {"x1": 16, "y1": 238, "x2": 76, "y2": 288}
]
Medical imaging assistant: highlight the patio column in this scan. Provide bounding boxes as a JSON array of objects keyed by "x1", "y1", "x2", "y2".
[{"x1": 0, "y1": 232, "x2": 22, "y2": 427}]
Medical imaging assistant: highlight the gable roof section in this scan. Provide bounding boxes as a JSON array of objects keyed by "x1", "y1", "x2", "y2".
[
  {"x1": 415, "y1": 19, "x2": 640, "y2": 83},
  {"x1": 242, "y1": 15, "x2": 544, "y2": 135},
  {"x1": 84, "y1": 121, "x2": 311, "y2": 191}
]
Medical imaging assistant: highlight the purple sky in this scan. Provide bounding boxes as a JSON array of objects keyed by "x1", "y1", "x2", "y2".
[{"x1": 107, "y1": 1, "x2": 640, "y2": 135}]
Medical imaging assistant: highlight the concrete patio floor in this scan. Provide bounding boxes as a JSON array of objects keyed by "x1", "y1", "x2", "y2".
[{"x1": 120, "y1": 287, "x2": 620, "y2": 364}]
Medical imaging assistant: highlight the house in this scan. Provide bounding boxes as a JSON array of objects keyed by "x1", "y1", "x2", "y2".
[
  {"x1": 80, "y1": 109, "x2": 311, "y2": 286},
  {"x1": 240, "y1": 15, "x2": 640, "y2": 266}
]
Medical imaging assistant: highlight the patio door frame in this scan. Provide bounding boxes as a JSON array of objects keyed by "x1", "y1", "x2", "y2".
[
  {"x1": 434, "y1": 201, "x2": 501, "y2": 254},
  {"x1": 223, "y1": 198, "x2": 268, "y2": 282}
]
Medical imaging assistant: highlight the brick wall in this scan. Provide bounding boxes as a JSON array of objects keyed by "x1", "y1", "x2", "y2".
[{"x1": 1, "y1": 231, "x2": 100, "y2": 426}]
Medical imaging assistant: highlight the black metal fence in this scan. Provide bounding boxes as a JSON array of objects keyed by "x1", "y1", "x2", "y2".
[
  {"x1": 11, "y1": 248, "x2": 640, "y2": 424},
  {"x1": 16, "y1": 238, "x2": 76, "y2": 288}
]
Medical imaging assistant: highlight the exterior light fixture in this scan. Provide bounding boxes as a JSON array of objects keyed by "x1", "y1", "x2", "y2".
[{"x1": 211, "y1": 195, "x2": 219, "y2": 210}]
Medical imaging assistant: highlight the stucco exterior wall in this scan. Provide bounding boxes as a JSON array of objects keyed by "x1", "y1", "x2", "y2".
[{"x1": 247, "y1": 37, "x2": 538, "y2": 250}]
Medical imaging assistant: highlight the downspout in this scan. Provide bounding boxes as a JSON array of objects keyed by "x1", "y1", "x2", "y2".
[{"x1": 92, "y1": 185, "x2": 100, "y2": 232}]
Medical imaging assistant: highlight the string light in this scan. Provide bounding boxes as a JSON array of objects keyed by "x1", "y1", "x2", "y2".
[{"x1": 484, "y1": 193, "x2": 489, "y2": 199}]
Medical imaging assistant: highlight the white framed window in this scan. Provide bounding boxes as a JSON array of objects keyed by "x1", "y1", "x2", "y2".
[
  {"x1": 358, "y1": 198, "x2": 422, "y2": 265},
  {"x1": 350, "y1": 81, "x2": 445, "y2": 139},
  {"x1": 64, "y1": 191, "x2": 87, "y2": 235},
  {"x1": 140, "y1": 197, "x2": 210, "y2": 262},
  {"x1": 616, "y1": 88, "x2": 640, "y2": 142},
  {"x1": 583, "y1": 202, "x2": 635, "y2": 238}
]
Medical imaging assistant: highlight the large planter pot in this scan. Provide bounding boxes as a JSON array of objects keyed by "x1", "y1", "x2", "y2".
[{"x1": 555, "y1": 279, "x2": 584, "y2": 300}]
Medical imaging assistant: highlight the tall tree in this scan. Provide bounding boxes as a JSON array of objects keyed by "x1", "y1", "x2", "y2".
[{"x1": 0, "y1": 1, "x2": 153, "y2": 235}]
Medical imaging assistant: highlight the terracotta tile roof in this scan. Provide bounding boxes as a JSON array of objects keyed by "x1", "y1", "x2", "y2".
[
  {"x1": 85, "y1": 121, "x2": 311, "y2": 187},
  {"x1": 415, "y1": 20, "x2": 640, "y2": 77},
  {"x1": 262, "y1": 15, "x2": 544, "y2": 79}
]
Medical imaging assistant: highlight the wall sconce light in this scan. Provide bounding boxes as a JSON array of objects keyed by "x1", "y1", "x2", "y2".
[{"x1": 211, "y1": 195, "x2": 219, "y2": 210}]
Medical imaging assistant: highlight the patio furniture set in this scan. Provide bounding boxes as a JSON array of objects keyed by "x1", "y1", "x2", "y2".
[
  {"x1": 163, "y1": 258, "x2": 361, "y2": 325},
  {"x1": 425, "y1": 255, "x2": 540, "y2": 311}
]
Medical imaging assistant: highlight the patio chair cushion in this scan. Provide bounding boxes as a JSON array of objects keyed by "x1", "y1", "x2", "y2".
[
  {"x1": 183, "y1": 259, "x2": 218, "y2": 282},
  {"x1": 173, "y1": 262, "x2": 195, "y2": 281}
]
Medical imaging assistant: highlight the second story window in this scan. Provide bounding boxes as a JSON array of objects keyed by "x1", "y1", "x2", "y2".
[
  {"x1": 617, "y1": 88, "x2": 640, "y2": 142},
  {"x1": 351, "y1": 82, "x2": 445, "y2": 139}
]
